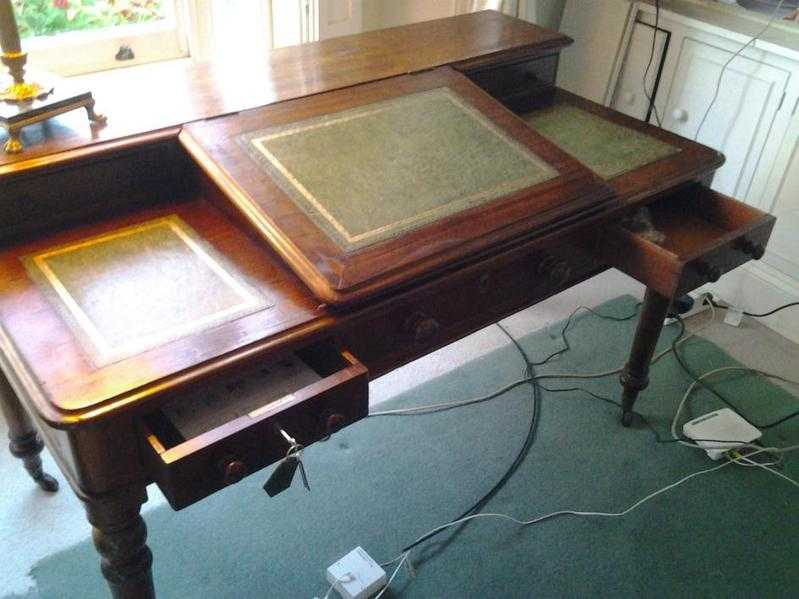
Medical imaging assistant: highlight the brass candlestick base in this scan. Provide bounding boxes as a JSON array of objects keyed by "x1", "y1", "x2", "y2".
[
  {"x1": 0, "y1": 51, "x2": 106, "y2": 154},
  {"x1": 0, "y1": 80, "x2": 51, "y2": 102},
  {"x1": 0, "y1": 72, "x2": 106, "y2": 154},
  {"x1": 0, "y1": 49, "x2": 51, "y2": 101}
]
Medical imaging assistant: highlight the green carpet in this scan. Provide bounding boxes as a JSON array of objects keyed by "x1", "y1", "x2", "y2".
[{"x1": 10, "y1": 296, "x2": 798, "y2": 598}]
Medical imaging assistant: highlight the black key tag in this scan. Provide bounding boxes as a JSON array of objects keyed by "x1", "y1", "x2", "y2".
[
  {"x1": 263, "y1": 454, "x2": 300, "y2": 497},
  {"x1": 264, "y1": 426, "x2": 311, "y2": 497},
  {"x1": 296, "y1": 457, "x2": 310, "y2": 492}
]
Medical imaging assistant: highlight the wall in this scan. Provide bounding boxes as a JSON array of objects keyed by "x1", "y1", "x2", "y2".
[{"x1": 362, "y1": 0, "x2": 566, "y2": 32}]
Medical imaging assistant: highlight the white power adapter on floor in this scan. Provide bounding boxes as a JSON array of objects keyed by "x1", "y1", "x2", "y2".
[
  {"x1": 324, "y1": 546, "x2": 387, "y2": 599},
  {"x1": 683, "y1": 408, "x2": 762, "y2": 460}
]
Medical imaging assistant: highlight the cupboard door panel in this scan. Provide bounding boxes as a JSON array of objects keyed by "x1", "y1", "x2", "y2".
[{"x1": 660, "y1": 37, "x2": 790, "y2": 200}]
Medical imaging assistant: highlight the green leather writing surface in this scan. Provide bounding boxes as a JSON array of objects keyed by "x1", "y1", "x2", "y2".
[
  {"x1": 524, "y1": 104, "x2": 679, "y2": 180},
  {"x1": 242, "y1": 87, "x2": 557, "y2": 251},
  {"x1": 24, "y1": 216, "x2": 270, "y2": 366}
]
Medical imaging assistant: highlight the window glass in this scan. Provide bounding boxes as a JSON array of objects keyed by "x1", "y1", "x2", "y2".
[{"x1": 14, "y1": 0, "x2": 168, "y2": 40}]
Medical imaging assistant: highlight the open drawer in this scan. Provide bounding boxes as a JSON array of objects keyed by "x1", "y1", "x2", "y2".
[
  {"x1": 599, "y1": 186, "x2": 776, "y2": 298},
  {"x1": 140, "y1": 339, "x2": 368, "y2": 509}
]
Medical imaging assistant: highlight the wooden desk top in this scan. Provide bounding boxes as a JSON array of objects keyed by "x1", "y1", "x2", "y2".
[
  {"x1": 182, "y1": 68, "x2": 613, "y2": 304},
  {"x1": 0, "y1": 10, "x2": 570, "y2": 177},
  {"x1": 0, "y1": 15, "x2": 723, "y2": 429}
]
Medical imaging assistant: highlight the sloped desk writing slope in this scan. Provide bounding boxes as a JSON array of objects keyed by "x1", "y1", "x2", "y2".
[
  {"x1": 0, "y1": 12, "x2": 776, "y2": 599},
  {"x1": 181, "y1": 67, "x2": 614, "y2": 305}
]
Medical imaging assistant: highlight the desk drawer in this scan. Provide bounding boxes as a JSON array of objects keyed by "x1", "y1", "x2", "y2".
[
  {"x1": 140, "y1": 340, "x2": 368, "y2": 509},
  {"x1": 599, "y1": 186, "x2": 775, "y2": 298},
  {"x1": 466, "y1": 53, "x2": 559, "y2": 112},
  {"x1": 339, "y1": 239, "x2": 601, "y2": 378}
]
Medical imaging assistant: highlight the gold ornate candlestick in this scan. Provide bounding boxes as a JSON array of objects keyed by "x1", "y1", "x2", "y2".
[
  {"x1": 0, "y1": 0, "x2": 106, "y2": 154},
  {"x1": 0, "y1": 1, "x2": 50, "y2": 102}
]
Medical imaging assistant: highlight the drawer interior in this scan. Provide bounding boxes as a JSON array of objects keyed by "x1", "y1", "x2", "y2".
[
  {"x1": 141, "y1": 339, "x2": 368, "y2": 508},
  {"x1": 145, "y1": 341, "x2": 361, "y2": 453},
  {"x1": 627, "y1": 191, "x2": 765, "y2": 260},
  {"x1": 601, "y1": 186, "x2": 775, "y2": 297}
]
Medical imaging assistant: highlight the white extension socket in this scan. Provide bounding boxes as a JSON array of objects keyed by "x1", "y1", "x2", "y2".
[
  {"x1": 325, "y1": 547, "x2": 387, "y2": 599},
  {"x1": 683, "y1": 408, "x2": 762, "y2": 460},
  {"x1": 664, "y1": 291, "x2": 714, "y2": 325}
]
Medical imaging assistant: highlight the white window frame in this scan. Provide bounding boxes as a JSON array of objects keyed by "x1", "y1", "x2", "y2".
[{"x1": 21, "y1": 0, "x2": 189, "y2": 77}]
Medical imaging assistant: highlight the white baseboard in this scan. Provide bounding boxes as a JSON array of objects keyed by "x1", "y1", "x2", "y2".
[{"x1": 706, "y1": 261, "x2": 799, "y2": 345}]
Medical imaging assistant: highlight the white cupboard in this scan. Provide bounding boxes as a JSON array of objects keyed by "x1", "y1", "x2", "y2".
[{"x1": 602, "y1": 3, "x2": 799, "y2": 342}]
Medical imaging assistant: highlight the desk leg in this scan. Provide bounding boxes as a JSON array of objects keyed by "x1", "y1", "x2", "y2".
[
  {"x1": 619, "y1": 288, "x2": 672, "y2": 427},
  {"x1": 85, "y1": 487, "x2": 155, "y2": 599},
  {"x1": 0, "y1": 371, "x2": 59, "y2": 492}
]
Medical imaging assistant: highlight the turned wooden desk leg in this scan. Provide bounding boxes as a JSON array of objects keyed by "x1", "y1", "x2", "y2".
[
  {"x1": 0, "y1": 371, "x2": 59, "y2": 492},
  {"x1": 619, "y1": 288, "x2": 672, "y2": 427},
  {"x1": 84, "y1": 486, "x2": 155, "y2": 599}
]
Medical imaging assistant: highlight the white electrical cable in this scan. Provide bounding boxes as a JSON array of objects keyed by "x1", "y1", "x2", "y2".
[
  {"x1": 670, "y1": 365, "x2": 799, "y2": 450},
  {"x1": 380, "y1": 454, "x2": 748, "y2": 570},
  {"x1": 694, "y1": 0, "x2": 786, "y2": 140},
  {"x1": 371, "y1": 301, "x2": 717, "y2": 417},
  {"x1": 733, "y1": 453, "x2": 799, "y2": 489},
  {"x1": 373, "y1": 552, "x2": 410, "y2": 599},
  {"x1": 380, "y1": 445, "x2": 797, "y2": 572}
]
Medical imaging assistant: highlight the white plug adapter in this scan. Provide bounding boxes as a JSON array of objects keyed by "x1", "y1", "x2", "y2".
[
  {"x1": 665, "y1": 291, "x2": 714, "y2": 325},
  {"x1": 683, "y1": 408, "x2": 762, "y2": 460},
  {"x1": 325, "y1": 547, "x2": 387, "y2": 599}
]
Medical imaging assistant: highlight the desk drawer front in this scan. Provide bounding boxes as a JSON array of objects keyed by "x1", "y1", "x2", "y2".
[
  {"x1": 599, "y1": 186, "x2": 776, "y2": 298},
  {"x1": 340, "y1": 240, "x2": 601, "y2": 378},
  {"x1": 140, "y1": 340, "x2": 368, "y2": 509}
]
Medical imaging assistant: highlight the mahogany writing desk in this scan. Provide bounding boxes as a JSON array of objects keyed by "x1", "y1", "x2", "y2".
[{"x1": 0, "y1": 12, "x2": 775, "y2": 599}]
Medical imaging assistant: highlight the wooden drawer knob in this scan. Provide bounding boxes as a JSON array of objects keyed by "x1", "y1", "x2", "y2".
[
  {"x1": 695, "y1": 261, "x2": 722, "y2": 283},
  {"x1": 538, "y1": 255, "x2": 571, "y2": 284},
  {"x1": 478, "y1": 272, "x2": 492, "y2": 294},
  {"x1": 325, "y1": 412, "x2": 347, "y2": 434},
  {"x1": 403, "y1": 312, "x2": 440, "y2": 344},
  {"x1": 736, "y1": 238, "x2": 765, "y2": 260},
  {"x1": 219, "y1": 458, "x2": 248, "y2": 486}
]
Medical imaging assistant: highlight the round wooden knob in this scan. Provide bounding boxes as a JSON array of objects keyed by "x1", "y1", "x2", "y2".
[
  {"x1": 478, "y1": 272, "x2": 492, "y2": 294},
  {"x1": 219, "y1": 458, "x2": 247, "y2": 486},
  {"x1": 325, "y1": 412, "x2": 347, "y2": 434},
  {"x1": 403, "y1": 312, "x2": 440, "y2": 344},
  {"x1": 549, "y1": 261, "x2": 572, "y2": 284},
  {"x1": 736, "y1": 238, "x2": 765, "y2": 260},
  {"x1": 537, "y1": 255, "x2": 558, "y2": 275},
  {"x1": 538, "y1": 254, "x2": 571, "y2": 284},
  {"x1": 695, "y1": 261, "x2": 722, "y2": 283}
]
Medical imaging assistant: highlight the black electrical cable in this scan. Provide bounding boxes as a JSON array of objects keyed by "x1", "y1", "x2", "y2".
[
  {"x1": 396, "y1": 307, "x2": 778, "y2": 555},
  {"x1": 671, "y1": 315, "x2": 799, "y2": 430},
  {"x1": 708, "y1": 297, "x2": 799, "y2": 318},
  {"x1": 642, "y1": 0, "x2": 663, "y2": 127},
  {"x1": 401, "y1": 322, "x2": 541, "y2": 554}
]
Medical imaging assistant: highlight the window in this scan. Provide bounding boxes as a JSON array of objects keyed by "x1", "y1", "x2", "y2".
[
  {"x1": 9, "y1": 1, "x2": 539, "y2": 78},
  {"x1": 14, "y1": 0, "x2": 188, "y2": 76}
]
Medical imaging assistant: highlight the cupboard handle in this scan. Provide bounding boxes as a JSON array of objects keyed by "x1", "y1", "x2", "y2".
[{"x1": 672, "y1": 108, "x2": 689, "y2": 123}]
